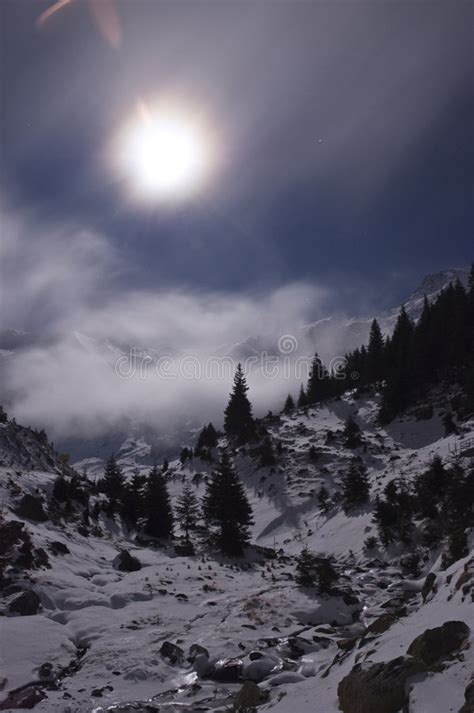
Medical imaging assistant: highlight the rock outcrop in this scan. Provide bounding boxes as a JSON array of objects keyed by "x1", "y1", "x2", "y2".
[
  {"x1": 338, "y1": 655, "x2": 426, "y2": 713},
  {"x1": 407, "y1": 621, "x2": 470, "y2": 667},
  {"x1": 8, "y1": 590, "x2": 41, "y2": 616},
  {"x1": 14, "y1": 494, "x2": 48, "y2": 523},
  {"x1": 112, "y1": 549, "x2": 142, "y2": 572}
]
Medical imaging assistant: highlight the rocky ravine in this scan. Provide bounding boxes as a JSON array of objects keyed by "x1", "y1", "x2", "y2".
[{"x1": 0, "y1": 395, "x2": 473, "y2": 713}]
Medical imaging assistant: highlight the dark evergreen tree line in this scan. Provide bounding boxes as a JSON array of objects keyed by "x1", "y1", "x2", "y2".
[
  {"x1": 283, "y1": 267, "x2": 474, "y2": 422},
  {"x1": 373, "y1": 456, "x2": 474, "y2": 566},
  {"x1": 89, "y1": 447, "x2": 254, "y2": 556}
]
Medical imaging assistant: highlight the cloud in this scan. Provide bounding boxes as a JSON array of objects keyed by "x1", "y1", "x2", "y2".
[
  {"x1": 0, "y1": 201, "x2": 121, "y2": 333},
  {"x1": 1, "y1": 205, "x2": 335, "y2": 439}
]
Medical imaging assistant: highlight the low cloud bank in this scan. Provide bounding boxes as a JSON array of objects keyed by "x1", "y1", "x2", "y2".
[{"x1": 1, "y1": 206, "x2": 352, "y2": 439}]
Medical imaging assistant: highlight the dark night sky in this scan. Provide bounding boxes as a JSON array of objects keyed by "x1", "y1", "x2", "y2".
[{"x1": 1, "y1": 0, "x2": 473, "y2": 326}]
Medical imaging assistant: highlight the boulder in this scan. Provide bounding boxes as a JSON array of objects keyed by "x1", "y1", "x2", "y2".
[
  {"x1": 49, "y1": 541, "x2": 70, "y2": 555},
  {"x1": 14, "y1": 494, "x2": 47, "y2": 522},
  {"x1": 243, "y1": 655, "x2": 281, "y2": 682},
  {"x1": 248, "y1": 651, "x2": 264, "y2": 661},
  {"x1": 337, "y1": 655, "x2": 426, "y2": 713},
  {"x1": 299, "y1": 661, "x2": 316, "y2": 677},
  {"x1": 459, "y1": 676, "x2": 474, "y2": 713},
  {"x1": 0, "y1": 520, "x2": 25, "y2": 557},
  {"x1": 159, "y1": 641, "x2": 184, "y2": 664},
  {"x1": 337, "y1": 638, "x2": 358, "y2": 651},
  {"x1": 189, "y1": 643, "x2": 209, "y2": 661},
  {"x1": 193, "y1": 653, "x2": 214, "y2": 677},
  {"x1": 407, "y1": 621, "x2": 470, "y2": 667},
  {"x1": 0, "y1": 683, "x2": 46, "y2": 710},
  {"x1": 8, "y1": 590, "x2": 41, "y2": 616},
  {"x1": 233, "y1": 681, "x2": 267, "y2": 710},
  {"x1": 113, "y1": 550, "x2": 142, "y2": 572},
  {"x1": 421, "y1": 572, "x2": 436, "y2": 602},
  {"x1": 287, "y1": 635, "x2": 319, "y2": 656},
  {"x1": 37, "y1": 662, "x2": 54, "y2": 681},
  {"x1": 366, "y1": 613, "x2": 397, "y2": 635},
  {"x1": 211, "y1": 658, "x2": 244, "y2": 682}
]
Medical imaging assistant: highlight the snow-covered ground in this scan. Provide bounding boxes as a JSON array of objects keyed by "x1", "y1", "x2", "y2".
[{"x1": 0, "y1": 392, "x2": 473, "y2": 712}]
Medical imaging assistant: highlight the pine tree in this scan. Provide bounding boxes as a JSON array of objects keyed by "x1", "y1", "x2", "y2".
[
  {"x1": 442, "y1": 412, "x2": 458, "y2": 436},
  {"x1": 295, "y1": 548, "x2": 338, "y2": 593},
  {"x1": 412, "y1": 295, "x2": 435, "y2": 384},
  {"x1": 297, "y1": 384, "x2": 307, "y2": 408},
  {"x1": 143, "y1": 465, "x2": 174, "y2": 539},
  {"x1": 224, "y1": 364, "x2": 254, "y2": 443},
  {"x1": 373, "y1": 479, "x2": 415, "y2": 545},
  {"x1": 343, "y1": 416, "x2": 362, "y2": 448},
  {"x1": 342, "y1": 457, "x2": 370, "y2": 510},
  {"x1": 367, "y1": 319, "x2": 385, "y2": 383},
  {"x1": 205, "y1": 423, "x2": 218, "y2": 447},
  {"x1": 317, "y1": 485, "x2": 330, "y2": 514},
  {"x1": 257, "y1": 436, "x2": 276, "y2": 467},
  {"x1": 442, "y1": 528, "x2": 468, "y2": 569},
  {"x1": 469, "y1": 263, "x2": 474, "y2": 295},
  {"x1": 52, "y1": 474, "x2": 69, "y2": 502},
  {"x1": 380, "y1": 306, "x2": 415, "y2": 422},
  {"x1": 306, "y1": 352, "x2": 330, "y2": 404},
  {"x1": 175, "y1": 485, "x2": 201, "y2": 545},
  {"x1": 295, "y1": 547, "x2": 318, "y2": 587},
  {"x1": 373, "y1": 496, "x2": 397, "y2": 546},
  {"x1": 120, "y1": 471, "x2": 146, "y2": 527},
  {"x1": 101, "y1": 455, "x2": 125, "y2": 513},
  {"x1": 415, "y1": 456, "x2": 448, "y2": 520},
  {"x1": 443, "y1": 463, "x2": 474, "y2": 531},
  {"x1": 202, "y1": 451, "x2": 253, "y2": 555},
  {"x1": 0, "y1": 405, "x2": 7, "y2": 424},
  {"x1": 195, "y1": 423, "x2": 218, "y2": 456},
  {"x1": 283, "y1": 394, "x2": 295, "y2": 413},
  {"x1": 180, "y1": 447, "x2": 193, "y2": 464}
]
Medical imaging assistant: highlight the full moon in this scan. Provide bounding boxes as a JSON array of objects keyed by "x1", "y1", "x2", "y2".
[{"x1": 115, "y1": 100, "x2": 215, "y2": 201}]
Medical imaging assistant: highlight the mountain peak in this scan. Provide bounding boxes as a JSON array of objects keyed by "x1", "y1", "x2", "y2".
[{"x1": 408, "y1": 268, "x2": 469, "y2": 303}]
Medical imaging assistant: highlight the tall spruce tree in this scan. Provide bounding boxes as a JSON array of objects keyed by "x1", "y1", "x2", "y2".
[
  {"x1": 380, "y1": 306, "x2": 415, "y2": 423},
  {"x1": 120, "y1": 471, "x2": 146, "y2": 528},
  {"x1": 343, "y1": 416, "x2": 362, "y2": 448},
  {"x1": 175, "y1": 485, "x2": 201, "y2": 545},
  {"x1": 295, "y1": 548, "x2": 338, "y2": 593},
  {"x1": 143, "y1": 465, "x2": 174, "y2": 539},
  {"x1": 367, "y1": 319, "x2": 384, "y2": 383},
  {"x1": 196, "y1": 423, "x2": 218, "y2": 451},
  {"x1": 224, "y1": 364, "x2": 254, "y2": 442},
  {"x1": 306, "y1": 352, "x2": 330, "y2": 404},
  {"x1": 413, "y1": 296, "x2": 434, "y2": 384},
  {"x1": 283, "y1": 393, "x2": 295, "y2": 413},
  {"x1": 297, "y1": 384, "x2": 307, "y2": 408},
  {"x1": 342, "y1": 457, "x2": 370, "y2": 510},
  {"x1": 414, "y1": 455, "x2": 448, "y2": 520},
  {"x1": 102, "y1": 455, "x2": 125, "y2": 514},
  {"x1": 202, "y1": 451, "x2": 253, "y2": 555}
]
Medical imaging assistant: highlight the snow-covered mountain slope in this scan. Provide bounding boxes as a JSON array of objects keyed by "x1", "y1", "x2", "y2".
[
  {"x1": 0, "y1": 419, "x2": 74, "y2": 474},
  {"x1": 0, "y1": 390, "x2": 473, "y2": 712}
]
